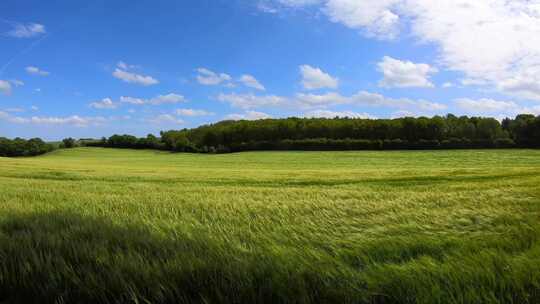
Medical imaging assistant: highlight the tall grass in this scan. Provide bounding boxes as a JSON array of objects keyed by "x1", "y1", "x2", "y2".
[{"x1": 0, "y1": 148, "x2": 539, "y2": 303}]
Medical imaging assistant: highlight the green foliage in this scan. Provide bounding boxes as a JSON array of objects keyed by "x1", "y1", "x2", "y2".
[
  {"x1": 79, "y1": 114, "x2": 540, "y2": 153},
  {"x1": 0, "y1": 137, "x2": 54, "y2": 157},
  {"x1": 1, "y1": 148, "x2": 540, "y2": 303},
  {"x1": 61, "y1": 137, "x2": 77, "y2": 148},
  {"x1": 503, "y1": 114, "x2": 540, "y2": 147}
]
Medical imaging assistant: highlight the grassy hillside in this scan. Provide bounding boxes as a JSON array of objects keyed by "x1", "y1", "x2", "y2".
[{"x1": 1, "y1": 148, "x2": 540, "y2": 303}]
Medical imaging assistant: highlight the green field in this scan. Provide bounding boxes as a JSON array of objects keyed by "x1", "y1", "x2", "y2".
[{"x1": 1, "y1": 148, "x2": 540, "y2": 303}]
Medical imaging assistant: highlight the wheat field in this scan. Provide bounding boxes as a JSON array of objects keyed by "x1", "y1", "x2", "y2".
[{"x1": 1, "y1": 148, "x2": 539, "y2": 303}]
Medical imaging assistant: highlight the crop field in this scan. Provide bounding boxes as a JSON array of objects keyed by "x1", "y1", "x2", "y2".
[{"x1": 0, "y1": 148, "x2": 540, "y2": 303}]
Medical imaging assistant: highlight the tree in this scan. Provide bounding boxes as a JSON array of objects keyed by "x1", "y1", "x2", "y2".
[{"x1": 62, "y1": 138, "x2": 77, "y2": 148}]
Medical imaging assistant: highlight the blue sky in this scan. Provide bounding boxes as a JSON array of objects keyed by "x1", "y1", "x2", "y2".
[{"x1": 1, "y1": 0, "x2": 540, "y2": 140}]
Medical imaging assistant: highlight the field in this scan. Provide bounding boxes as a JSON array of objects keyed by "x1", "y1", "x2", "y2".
[{"x1": 1, "y1": 148, "x2": 540, "y2": 303}]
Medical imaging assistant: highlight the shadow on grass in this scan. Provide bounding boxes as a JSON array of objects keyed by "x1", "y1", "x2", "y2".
[
  {"x1": 0, "y1": 212, "x2": 539, "y2": 304},
  {"x1": 0, "y1": 211, "x2": 363, "y2": 304}
]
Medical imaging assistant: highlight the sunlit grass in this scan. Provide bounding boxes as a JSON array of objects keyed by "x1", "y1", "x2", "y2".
[{"x1": 0, "y1": 148, "x2": 539, "y2": 303}]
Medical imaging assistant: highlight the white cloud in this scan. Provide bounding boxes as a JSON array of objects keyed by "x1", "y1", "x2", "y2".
[
  {"x1": 296, "y1": 91, "x2": 447, "y2": 112},
  {"x1": 304, "y1": 110, "x2": 376, "y2": 119},
  {"x1": 460, "y1": 78, "x2": 489, "y2": 87},
  {"x1": 7, "y1": 23, "x2": 46, "y2": 38},
  {"x1": 26, "y1": 66, "x2": 50, "y2": 76},
  {"x1": 89, "y1": 98, "x2": 118, "y2": 110},
  {"x1": 119, "y1": 96, "x2": 146, "y2": 105},
  {"x1": 0, "y1": 112, "x2": 108, "y2": 127},
  {"x1": 112, "y1": 68, "x2": 158, "y2": 86},
  {"x1": 442, "y1": 82, "x2": 454, "y2": 88},
  {"x1": 239, "y1": 74, "x2": 266, "y2": 91},
  {"x1": 120, "y1": 93, "x2": 185, "y2": 105},
  {"x1": 377, "y1": 56, "x2": 437, "y2": 88},
  {"x1": 116, "y1": 61, "x2": 139, "y2": 70},
  {"x1": 296, "y1": 92, "x2": 348, "y2": 107},
  {"x1": 263, "y1": 0, "x2": 540, "y2": 100},
  {"x1": 403, "y1": 1, "x2": 540, "y2": 96},
  {"x1": 392, "y1": 110, "x2": 420, "y2": 118},
  {"x1": 0, "y1": 80, "x2": 12, "y2": 95},
  {"x1": 175, "y1": 108, "x2": 214, "y2": 116},
  {"x1": 217, "y1": 93, "x2": 288, "y2": 109},
  {"x1": 225, "y1": 111, "x2": 272, "y2": 120},
  {"x1": 324, "y1": 0, "x2": 401, "y2": 40},
  {"x1": 497, "y1": 67, "x2": 540, "y2": 100},
  {"x1": 27, "y1": 116, "x2": 107, "y2": 127},
  {"x1": 150, "y1": 93, "x2": 185, "y2": 105},
  {"x1": 454, "y1": 97, "x2": 540, "y2": 117},
  {"x1": 196, "y1": 68, "x2": 232, "y2": 86},
  {"x1": 257, "y1": 2, "x2": 279, "y2": 13},
  {"x1": 455, "y1": 98, "x2": 517, "y2": 113},
  {"x1": 300, "y1": 65, "x2": 339, "y2": 90},
  {"x1": 146, "y1": 114, "x2": 184, "y2": 125},
  {"x1": 218, "y1": 90, "x2": 446, "y2": 116}
]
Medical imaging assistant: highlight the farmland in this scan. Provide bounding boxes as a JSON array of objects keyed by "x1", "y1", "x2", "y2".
[{"x1": 0, "y1": 148, "x2": 539, "y2": 303}]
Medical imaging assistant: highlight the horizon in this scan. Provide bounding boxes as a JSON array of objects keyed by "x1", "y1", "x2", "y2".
[{"x1": 2, "y1": 0, "x2": 540, "y2": 141}]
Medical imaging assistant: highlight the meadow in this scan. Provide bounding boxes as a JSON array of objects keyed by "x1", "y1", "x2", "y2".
[{"x1": 0, "y1": 148, "x2": 539, "y2": 303}]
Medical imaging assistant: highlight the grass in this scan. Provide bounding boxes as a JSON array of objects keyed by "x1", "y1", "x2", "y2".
[{"x1": 0, "y1": 148, "x2": 539, "y2": 303}]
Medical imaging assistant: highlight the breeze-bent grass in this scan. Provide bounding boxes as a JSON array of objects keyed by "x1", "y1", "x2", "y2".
[{"x1": 0, "y1": 148, "x2": 539, "y2": 303}]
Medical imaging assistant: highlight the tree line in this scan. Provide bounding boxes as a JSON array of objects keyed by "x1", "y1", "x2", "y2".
[
  {"x1": 0, "y1": 137, "x2": 55, "y2": 157},
  {"x1": 86, "y1": 114, "x2": 540, "y2": 153},
  {"x1": 2, "y1": 114, "x2": 538, "y2": 157}
]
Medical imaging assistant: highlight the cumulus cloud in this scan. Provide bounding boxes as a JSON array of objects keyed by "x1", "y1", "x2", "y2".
[
  {"x1": 497, "y1": 67, "x2": 540, "y2": 100},
  {"x1": 0, "y1": 112, "x2": 108, "y2": 127},
  {"x1": 300, "y1": 65, "x2": 339, "y2": 90},
  {"x1": 113, "y1": 69, "x2": 158, "y2": 86},
  {"x1": 217, "y1": 93, "x2": 287, "y2": 109},
  {"x1": 145, "y1": 114, "x2": 184, "y2": 125},
  {"x1": 28, "y1": 116, "x2": 107, "y2": 126},
  {"x1": 119, "y1": 96, "x2": 146, "y2": 105},
  {"x1": 442, "y1": 82, "x2": 454, "y2": 88},
  {"x1": 0, "y1": 80, "x2": 12, "y2": 95},
  {"x1": 324, "y1": 0, "x2": 401, "y2": 40},
  {"x1": 196, "y1": 68, "x2": 232, "y2": 86},
  {"x1": 455, "y1": 97, "x2": 540, "y2": 117},
  {"x1": 26, "y1": 66, "x2": 50, "y2": 76},
  {"x1": 120, "y1": 93, "x2": 185, "y2": 105},
  {"x1": 225, "y1": 111, "x2": 272, "y2": 120},
  {"x1": 239, "y1": 74, "x2": 266, "y2": 91},
  {"x1": 304, "y1": 110, "x2": 375, "y2": 119},
  {"x1": 261, "y1": 0, "x2": 540, "y2": 100},
  {"x1": 7, "y1": 22, "x2": 46, "y2": 38},
  {"x1": 150, "y1": 93, "x2": 185, "y2": 105},
  {"x1": 377, "y1": 56, "x2": 437, "y2": 88},
  {"x1": 217, "y1": 90, "x2": 446, "y2": 117},
  {"x1": 116, "y1": 61, "x2": 138, "y2": 70},
  {"x1": 175, "y1": 108, "x2": 215, "y2": 116},
  {"x1": 89, "y1": 98, "x2": 118, "y2": 109},
  {"x1": 112, "y1": 61, "x2": 158, "y2": 86},
  {"x1": 455, "y1": 98, "x2": 518, "y2": 113},
  {"x1": 296, "y1": 91, "x2": 446, "y2": 112}
]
